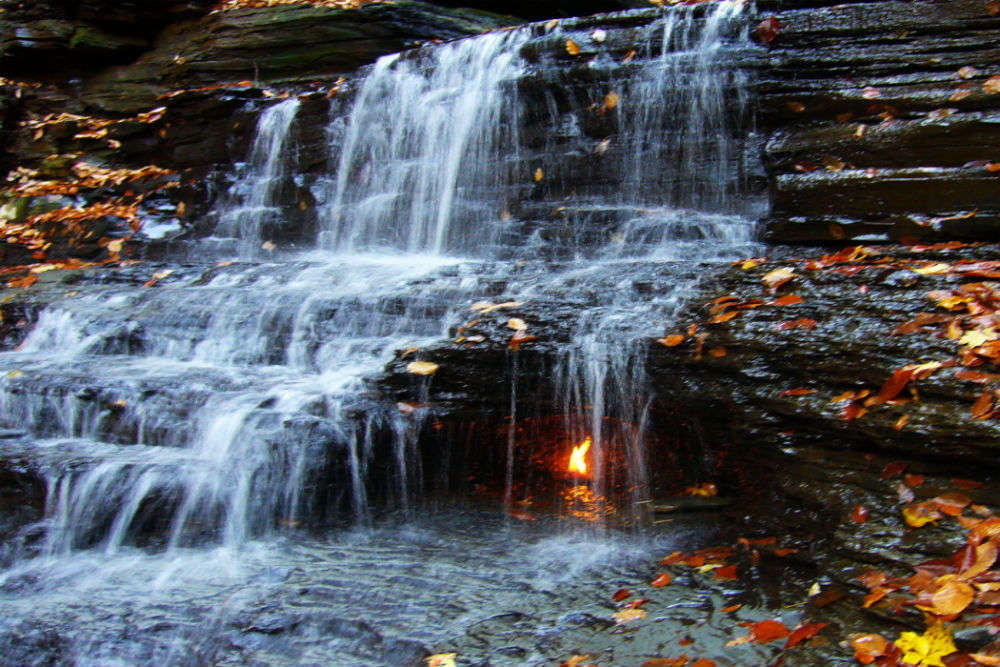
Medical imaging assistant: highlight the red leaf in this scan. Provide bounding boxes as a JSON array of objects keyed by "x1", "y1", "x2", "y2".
[
  {"x1": 785, "y1": 622, "x2": 829, "y2": 649},
  {"x1": 852, "y1": 505, "x2": 869, "y2": 523},
  {"x1": 779, "y1": 387, "x2": 814, "y2": 397},
  {"x1": 756, "y1": 16, "x2": 781, "y2": 44},
  {"x1": 904, "y1": 474, "x2": 925, "y2": 488},
  {"x1": 775, "y1": 318, "x2": 817, "y2": 331},
  {"x1": 769, "y1": 295, "x2": 804, "y2": 306},
  {"x1": 714, "y1": 565, "x2": 738, "y2": 581},
  {"x1": 750, "y1": 619, "x2": 790, "y2": 644},
  {"x1": 624, "y1": 597, "x2": 651, "y2": 609},
  {"x1": 613, "y1": 588, "x2": 631, "y2": 602}
]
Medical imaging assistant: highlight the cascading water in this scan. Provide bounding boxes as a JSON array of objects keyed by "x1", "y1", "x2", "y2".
[
  {"x1": 215, "y1": 98, "x2": 302, "y2": 256},
  {"x1": 0, "y1": 3, "x2": 765, "y2": 666}
]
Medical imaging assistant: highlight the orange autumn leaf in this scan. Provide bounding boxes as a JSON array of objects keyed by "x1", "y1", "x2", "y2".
[
  {"x1": 877, "y1": 367, "x2": 916, "y2": 403},
  {"x1": 932, "y1": 492, "x2": 972, "y2": 516},
  {"x1": 750, "y1": 619, "x2": 790, "y2": 644},
  {"x1": 708, "y1": 311, "x2": 738, "y2": 324},
  {"x1": 960, "y1": 540, "x2": 997, "y2": 579},
  {"x1": 691, "y1": 660, "x2": 715, "y2": 667},
  {"x1": 924, "y1": 579, "x2": 975, "y2": 616},
  {"x1": 660, "y1": 552, "x2": 686, "y2": 566},
  {"x1": 652, "y1": 573, "x2": 673, "y2": 587},
  {"x1": 708, "y1": 346, "x2": 727, "y2": 358},
  {"x1": 658, "y1": 334, "x2": 685, "y2": 347},
  {"x1": 640, "y1": 657, "x2": 688, "y2": 667},
  {"x1": 713, "y1": 565, "x2": 738, "y2": 581},
  {"x1": 565, "y1": 39, "x2": 580, "y2": 55},
  {"x1": 769, "y1": 294, "x2": 804, "y2": 306},
  {"x1": 904, "y1": 473, "x2": 925, "y2": 488},
  {"x1": 779, "y1": 387, "x2": 815, "y2": 397},
  {"x1": 972, "y1": 390, "x2": 994, "y2": 419},
  {"x1": 862, "y1": 588, "x2": 888, "y2": 608},
  {"x1": 851, "y1": 634, "x2": 888, "y2": 664},
  {"x1": 613, "y1": 588, "x2": 631, "y2": 602},
  {"x1": 852, "y1": 505, "x2": 869, "y2": 523},
  {"x1": 775, "y1": 318, "x2": 817, "y2": 331},
  {"x1": 720, "y1": 604, "x2": 742, "y2": 613}
]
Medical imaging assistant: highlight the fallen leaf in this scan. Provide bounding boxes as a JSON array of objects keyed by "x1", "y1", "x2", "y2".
[
  {"x1": 895, "y1": 414, "x2": 910, "y2": 431},
  {"x1": 750, "y1": 620, "x2": 790, "y2": 644},
  {"x1": 904, "y1": 473, "x2": 925, "y2": 487},
  {"x1": 614, "y1": 608, "x2": 647, "y2": 624},
  {"x1": 862, "y1": 86, "x2": 881, "y2": 100},
  {"x1": 613, "y1": 588, "x2": 631, "y2": 602},
  {"x1": 640, "y1": 657, "x2": 688, "y2": 667},
  {"x1": 851, "y1": 633, "x2": 888, "y2": 665},
  {"x1": 769, "y1": 294, "x2": 804, "y2": 306},
  {"x1": 762, "y1": 267, "x2": 795, "y2": 291},
  {"x1": 713, "y1": 565, "x2": 738, "y2": 581},
  {"x1": 565, "y1": 39, "x2": 580, "y2": 56},
  {"x1": 720, "y1": 604, "x2": 742, "y2": 613},
  {"x1": 708, "y1": 311, "x2": 739, "y2": 324},
  {"x1": 658, "y1": 334, "x2": 685, "y2": 347},
  {"x1": 895, "y1": 621, "x2": 958, "y2": 667},
  {"x1": 708, "y1": 346, "x2": 726, "y2": 358},
  {"x1": 852, "y1": 505, "x2": 869, "y2": 523},
  {"x1": 903, "y1": 501, "x2": 943, "y2": 528},
  {"x1": 960, "y1": 540, "x2": 997, "y2": 579},
  {"x1": 863, "y1": 588, "x2": 888, "y2": 608},
  {"x1": 779, "y1": 388, "x2": 815, "y2": 397},
  {"x1": 985, "y1": 76, "x2": 1000, "y2": 94},
  {"x1": 534, "y1": 167, "x2": 544, "y2": 182},
  {"x1": 756, "y1": 16, "x2": 781, "y2": 44},
  {"x1": 507, "y1": 318, "x2": 528, "y2": 331},
  {"x1": 426, "y1": 654, "x2": 457, "y2": 667},
  {"x1": 881, "y1": 461, "x2": 909, "y2": 479},
  {"x1": 406, "y1": 361, "x2": 439, "y2": 376},
  {"x1": 652, "y1": 573, "x2": 673, "y2": 587},
  {"x1": 785, "y1": 622, "x2": 829, "y2": 649},
  {"x1": 972, "y1": 390, "x2": 994, "y2": 419},
  {"x1": 932, "y1": 493, "x2": 971, "y2": 516},
  {"x1": 958, "y1": 66, "x2": 980, "y2": 80},
  {"x1": 775, "y1": 318, "x2": 817, "y2": 331},
  {"x1": 604, "y1": 92, "x2": 619, "y2": 110},
  {"x1": 923, "y1": 580, "x2": 975, "y2": 616},
  {"x1": 691, "y1": 660, "x2": 715, "y2": 667}
]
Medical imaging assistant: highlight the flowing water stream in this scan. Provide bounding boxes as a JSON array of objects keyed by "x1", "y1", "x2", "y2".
[{"x1": 0, "y1": 4, "x2": 771, "y2": 665}]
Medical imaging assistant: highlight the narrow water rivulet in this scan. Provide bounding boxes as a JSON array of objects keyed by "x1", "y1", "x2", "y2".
[{"x1": 0, "y1": 3, "x2": 777, "y2": 665}]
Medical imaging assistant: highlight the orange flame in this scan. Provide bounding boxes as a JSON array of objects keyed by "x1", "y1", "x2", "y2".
[{"x1": 568, "y1": 436, "x2": 591, "y2": 476}]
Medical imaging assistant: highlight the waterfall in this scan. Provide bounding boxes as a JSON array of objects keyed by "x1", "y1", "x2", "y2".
[
  {"x1": 320, "y1": 28, "x2": 528, "y2": 255},
  {"x1": 215, "y1": 98, "x2": 301, "y2": 256},
  {"x1": 0, "y1": 1, "x2": 759, "y2": 560}
]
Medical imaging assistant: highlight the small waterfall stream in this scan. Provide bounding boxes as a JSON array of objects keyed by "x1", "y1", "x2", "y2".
[{"x1": 0, "y1": 3, "x2": 766, "y2": 665}]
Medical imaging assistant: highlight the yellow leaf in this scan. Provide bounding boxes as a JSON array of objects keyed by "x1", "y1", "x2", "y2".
[
  {"x1": 534, "y1": 168, "x2": 544, "y2": 182},
  {"x1": 894, "y1": 621, "x2": 957, "y2": 667},
  {"x1": 960, "y1": 328, "x2": 999, "y2": 348},
  {"x1": 913, "y1": 263, "x2": 952, "y2": 275},
  {"x1": 507, "y1": 318, "x2": 528, "y2": 331},
  {"x1": 426, "y1": 653, "x2": 457, "y2": 667},
  {"x1": 470, "y1": 301, "x2": 523, "y2": 314},
  {"x1": 741, "y1": 259, "x2": 763, "y2": 270},
  {"x1": 406, "y1": 361, "x2": 439, "y2": 376},
  {"x1": 614, "y1": 608, "x2": 647, "y2": 624},
  {"x1": 7, "y1": 370, "x2": 23, "y2": 379},
  {"x1": 762, "y1": 267, "x2": 795, "y2": 289},
  {"x1": 565, "y1": 39, "x2": 580, "y2": 56},
  {"x1": 604, "y1": 91, "x2": 619, "y2": 110}
]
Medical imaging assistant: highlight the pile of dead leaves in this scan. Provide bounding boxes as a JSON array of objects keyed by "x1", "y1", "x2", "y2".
[{"x1": 851, "y1": 489, "x2": 1000, "y2": 666}]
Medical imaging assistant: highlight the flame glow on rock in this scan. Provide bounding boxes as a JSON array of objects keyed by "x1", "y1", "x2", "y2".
[{"x1": 568, "y1": 436, "x2": 592, "y2": 476}]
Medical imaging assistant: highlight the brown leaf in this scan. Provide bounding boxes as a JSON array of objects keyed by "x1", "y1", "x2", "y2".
[
  {"x1": 877, "y1": 367, "x2": 916, "y2": 403},
  {"x1": 904, "y1": 473, "x2": 925, "y2": 487},
  {"x1": 785, "y1": 622, "x2": 828, "y2": 649},
  {"x1": 756, "y1": 16, "x2": 781, "y2": 44},
  {"x1": 972, "y1": 390, "x2": 994, "y2": 419}
]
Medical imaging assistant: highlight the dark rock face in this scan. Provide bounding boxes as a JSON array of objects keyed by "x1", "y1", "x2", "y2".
[
  {"x1": 756, "y1": 0, "x2": 1000, "y2": 242},
  {"x1": 0, "y1": 0, "x2": 214, "y2": 78}
]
